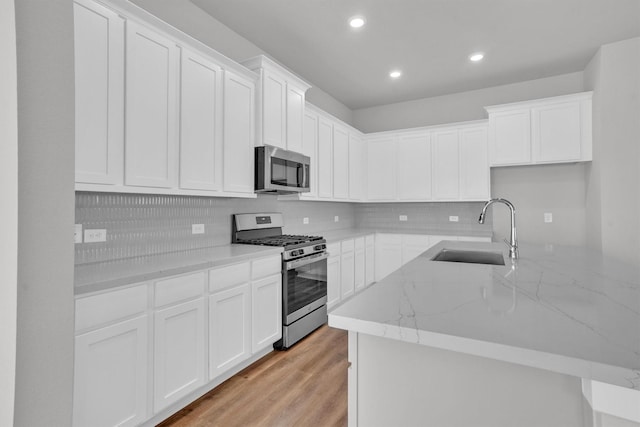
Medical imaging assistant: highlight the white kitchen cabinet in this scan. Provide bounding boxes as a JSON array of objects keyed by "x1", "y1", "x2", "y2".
[
  {"x1": 73, "y1": 0, "x2": 124, "y2": 186},
  {"x1": 327, "y1": 242, "x2": 341, "y2": 310},
  {"x1": 459, "y1": 126, "x2": 490, "y2": 200},
  {"x1": 354, "y1": 237, "x2": 366, "y2": 291},
  {"x1": 242, "y1": 56, "x2": 310, "y2": 151},
  {"x1": 375, "y1": 234, "x2": 402, "y2": 282},
  {"x1": 125, "y1": 20, "x2": 179, "y2": 189},
  {"x1": 349, "y1": 133, "x2": 366, "y2": 201},
  {"x1": 74, "y1": 315, "x2": 148, "y2": 427},
  {"x1": 153, "y1": 298, "x2": 206, "y2": 412},
  {"x1": 223, "y1": 70, "x2": 255, "y2": 194},
  {"x1": 302, "y1": 110, "x2": 319, "y2": 199},
  {"x1": 431, "y1": 130, "x2": 460, "y2": 200},
  {"x1": 317, "y1": 117, "x2": 334, "y2": 198},
  {"x1": 251, "y1": 274, "x2": 282, "y2": 353},
  {"x1": 397, "y1": 132, "x2": 432, "y2": 200},
  {"x1": 179, "y1": 48, "x2": 223, "y2": 192},
  {"x1": 209, "y1": 283, "x2": 251, "y2": 379},
  {"x1": 401, "y1": 234, "x2": 431, "y2": 264},
  {"x1": 486, "y1": 92, "x2": 592, "y2": 167},
  {"x1": 341, "y1": 240, "x2": 355, "y2": 299},
  {"x1": 365, "y1": 235, "x2": 375, "y2": 287},
  {"x1": 333, "y1": 125, "x2": 350, "y2": 200},
  {"x1": 367, "y1": 137, "x2": 397, "y2": 200}
]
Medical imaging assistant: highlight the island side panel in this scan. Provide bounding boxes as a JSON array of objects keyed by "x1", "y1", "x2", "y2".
[{"x1": 355, "y1": 333, "x2": 587, "y2": 427}]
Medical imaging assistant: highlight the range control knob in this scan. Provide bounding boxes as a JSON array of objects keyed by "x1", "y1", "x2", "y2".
[{"x1": 314, "y1": 244, "x2": 326, "y2": 251}]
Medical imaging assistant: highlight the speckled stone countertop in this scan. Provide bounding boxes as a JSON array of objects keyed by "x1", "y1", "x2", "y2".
[
  {"x1": 75, "y1": 245, "x2": 283, "y2": 295},
  {"x1": 329, "y1": 240, "x2": 640, "y2": 391}
]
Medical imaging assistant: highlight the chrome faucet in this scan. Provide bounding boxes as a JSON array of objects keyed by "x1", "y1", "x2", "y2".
[{"x1": 478, "y1": 198, "x2": 519, "y2": 259}]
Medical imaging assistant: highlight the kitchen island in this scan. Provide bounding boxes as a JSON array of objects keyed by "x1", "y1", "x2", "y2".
[{"x1": 329, "y1": 241, "x2": 640, "y2": 427}]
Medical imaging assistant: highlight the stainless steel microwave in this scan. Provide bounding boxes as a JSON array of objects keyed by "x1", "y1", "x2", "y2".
[{"x1": 255, "y1": 145, "x2": 310, "y2": 194}]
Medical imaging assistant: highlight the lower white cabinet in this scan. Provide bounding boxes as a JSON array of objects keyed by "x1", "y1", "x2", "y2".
[
  {"x1": 341, "y1": 240, "x2": 355, "y2": 299},
  {"x1": 375, "y1": 234, "x2": 403, "y2": 282},
  {"x1": 209, "y1": 283, "x2": 251, "y2": 379},
  {"x1": 365, "y1": 235, "x2": 375, "y2": 287},
  {"x1": 154, "y1": 298, "x2": 206, "y2": 411},
  {"x1": 251, "y1": 274, "x2": 282, "y2": 353},
  {"x1": 354, "y1": 237, "x2": 366, "y2": 291},
  {"x1": 74, "y1": 315, "x2": 149, "y2": 427},
  {"x1": 327, "y1": 243, "x2": 341, "y2": 310},
  {"x1": 401, "y1": 235, "x2": 431, "y2": 264}
]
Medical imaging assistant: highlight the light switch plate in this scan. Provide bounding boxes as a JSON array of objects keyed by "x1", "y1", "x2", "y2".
[
  {"x1": 399, "y1": 215, "x2": 408, "y2": 222},
  {"x1": 544, "y1": 213, "x2": 553, "y2": 223},
  {"x1": 192, "y1": 224, "x2": 205, "y2": 234},
  {"x1": 334, "y1": 216, "x2": 339, "y2": 222},
  {"x1": 74, "y1": 224, "x2": 83, "y2": 244},
  {"x1": 303, "y1": 217, "x2": 309, "y2": 224},
  {"x1": 449, "y1": 216, "x2": 459, "y2": 222},
  {"x1": 84, "y1": 229, "x2": 107, "y2": 243}
]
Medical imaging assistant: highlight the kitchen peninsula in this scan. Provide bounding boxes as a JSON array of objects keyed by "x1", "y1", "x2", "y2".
[{"x1": 329, "y1": 241, "x2": 640, "y2": 427}]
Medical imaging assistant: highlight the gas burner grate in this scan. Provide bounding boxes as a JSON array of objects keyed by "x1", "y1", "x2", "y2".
[{"x1": 236, "y1": 234, "x2": 323, "y2": 247}]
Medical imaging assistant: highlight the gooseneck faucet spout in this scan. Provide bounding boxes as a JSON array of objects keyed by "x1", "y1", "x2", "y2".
[{"x1": 478, "y1": 198, "x2": 519, "y2": 259}]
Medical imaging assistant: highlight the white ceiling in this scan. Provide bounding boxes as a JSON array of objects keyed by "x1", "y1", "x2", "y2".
[{"x1": 191, "y1": 0, "x2": 640, "y2": 110}]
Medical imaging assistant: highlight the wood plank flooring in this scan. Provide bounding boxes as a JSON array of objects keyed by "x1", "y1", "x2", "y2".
[{"x1": 158, "y1": 325, "x2": 348, "y2": 427}]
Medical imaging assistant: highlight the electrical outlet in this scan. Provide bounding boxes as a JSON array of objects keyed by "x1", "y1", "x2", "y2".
[
  {"x1": 399, "y1": 215, "x2": 408, "y2": 222},
  {"x1": 303, "y1": 217, "x2": 309, "y2": 225},
  {"x1": 74, "y1": 224, "x2": 83, "y2": 244},
  {"x1": 84, "y1": 229, "x2": 107, "y2": 243},
  {"x1": 449, "y1": 216, "x2": 459, "y2": 222},
  {"x1": 192, "y1": 224, "x2": 205, "y2": 234},
  {"x1": 544, "y1": 213, "x2": 553, "y2": 223},
  {"x1": 334, "y1": 216, "x2": 339, "y2": 222}
]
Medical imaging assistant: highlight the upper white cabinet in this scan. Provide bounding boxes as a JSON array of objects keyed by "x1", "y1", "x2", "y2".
[
  {"x1": 486, "y1": 92, "x2": 592, "y2": 167},
  {"x1": 73, "y1": 0, "x2": 124, "y2": 186},
  {"x1": 333, "y1": 125, "x2": 350, "y2": 200},
  {"x1": 125, "y1": 21, "x2": 179, "y2": 189},
  {"x1": 242, "y1": 56, "x2": 311, "y2": 152},
  {"x1": 397, "y1": 132, "x2": 431, "y2": 201},
  {"x1": 317, "y1": 116, "x2": 334, "y2": 199},
  {"x1": 367, "y1": 136, "x2": 397, "y2": 200},
  {"x1": 431, "y1": 129, "x2": 460, "y2": 200},
  {"x1": 179, "y1": 48, "x2": 223, "y2": 192},
  {"x1": 349, "y1": 133, "x2": 366, "y2": 201},
  {"x1": 223, "y1": 71, "x2": 256, "y2": 194},
  {"x1": 459, "y1": 126, "x2": 490, "y2": 200}
]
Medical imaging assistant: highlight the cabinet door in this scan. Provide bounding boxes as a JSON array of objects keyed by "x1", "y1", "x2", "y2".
[
  {"x1": 432, "y1": 130, "x2": 460, "y2": 200},
  {"x1": 354, "y1": 248, "x2": 366, "y2": 291},
  {"x1": 286, "y1": 84, "x2": 305, "y2": 153},
  {"x1": 262, "y1": 70, "x2": 286, "y2": 148},
  {"x1": 375, "y1": 234, "x2": 402, "y2": 282},
  {"x1": 488, "y1": 109, "x2": 531, "y2": 166},
  {"x1": 349, "y1": 133, "x2": 365, "y2": 201},
  {"x1": 179, "y1": 49, "x2": 223, "y2": 191},
  {"x1": 401, "y1": 235, "x2": 431, "y2": 264},
  {"x1": 302, "y1": 111, "x2": 319, "y2": 198},
  {"x1": 209, "y1": 284, "x2": 251, "y2": 380},
  {"x1": 367, "y1": 137, "x2": 397, "y2": 200},
  {"x1": 317, "y1": 117, "x2": 333, "y2": 198},
  {"x1": 459, "y1": 126, "x2": 490, "y2": 200},
  {"x1": 73, "y1": 0, "x2": 124, "y2": 185},
  {"x1": 73, "y1": 316, "x2": 148, "y2": 427},
  {"x1": 327, "y1": 255, "x2": 341, "y2": 309},
  {"x1": 341, "y1": 250, "x2": 355, "y2": 299},
  {"x1": 251, "y1": 274, "x2": 282, "y2": 353},
  {"x1": 365, "y1": 240, "x2": 375, "y2": 287},
  {"x1": 333, "y1": 125, "x2": 350, "y2": 199},
  {"x1": 154, "y1": 298, "x2": 206, "y2": 412},
  {"x1": 397, "y1": 132, "x2": 431, "y2": 200},
  {"x1": 532, "y1": 101, "x2": 581, "y2": 163},
  {"x1": 223, "y1": 71, "x2": 255, "y2": 194},
  {"x1": 125, "y1": 21, "x2": 178, "y2": 188}
]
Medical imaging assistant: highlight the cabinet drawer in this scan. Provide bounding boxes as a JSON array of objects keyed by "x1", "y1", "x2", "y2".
[
  {"x1": 341, "y1": 239, "x2": 355, "y2": 253},
  {"x1": 365, "y1": 235, "x2": 375, "y2": 247},
  {"x1": 354, "y1": 237, "x2": 365, "y2": 250},
  {"x1": 76, "y1": 284, "x2": 147, "y2": 331},
  {"x1": 209, "y1": 262, "x2": 250, "y2": 293},
  {"x1": 326, "y1": 242, "x2": 341, "y2": 257},
  {"x1": 155, "y1": 271, "x2": 205, "y2": 307},
  {"x1": 251, "y1": 256, "x2": 281, "y2": 280}
]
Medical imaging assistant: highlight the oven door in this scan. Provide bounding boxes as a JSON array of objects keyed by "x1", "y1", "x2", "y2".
[{"x1": 283, "y1": 252, "x2": 328, "y2": 325}]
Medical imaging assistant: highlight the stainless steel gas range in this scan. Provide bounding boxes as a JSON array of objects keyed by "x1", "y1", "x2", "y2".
[{"x1": 232, "y1": 213, "x2": 328, "y2": 349}]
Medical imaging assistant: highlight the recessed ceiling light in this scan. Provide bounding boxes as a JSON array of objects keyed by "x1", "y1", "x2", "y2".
[
  {"x1": 389, "y1": 70, "x2": 402, "y2": 79},
  {"x1": 469, "y1": 53, "x2": 484, "y2": 62},
  {"x1": 349, "y1": 16, "x2": 366, "y2": 28}
]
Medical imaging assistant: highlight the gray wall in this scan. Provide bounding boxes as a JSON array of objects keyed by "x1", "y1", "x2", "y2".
[
  {"x1": 352, "y1": 72, "x2": 585, "y2": 133},
  {"x1": 584, "y1": 37, "x2": 640, "y2": 265},
  {"x1": 129, "y1": 0, "x2": 354, "y2": 125},
  {"x1": 14, "y1": 0, "x2": 75, "y2": 425},
  {"x1": 0, "y1": 0, "x2": 18, "y2": 424}
]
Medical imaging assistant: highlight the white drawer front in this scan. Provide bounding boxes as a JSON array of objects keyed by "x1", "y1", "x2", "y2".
[
  {"x1": 341, "y1": 239, "x2": 355, "y2": 253},
  {"x1": 209, "y1": 262, "x2": 250, "y2": 293},
  {"x1": 251, "y1": 256, "x2": 281, "y2": 280},
  {"x1": 354, "y1": 237, "x2": 365, "y2": 250},
  {"x1": 365, "y1": 234, "x2": 375, "y2": 247},
  {"x1": 154, "y1": 271, "x2": 205, "y2": 307},
  {"x1": 326, "y1": 242, "x2": 341, "y2": 257},
  {"x1": 76, "y1": 284, "x2": 148, "y2": 331}
]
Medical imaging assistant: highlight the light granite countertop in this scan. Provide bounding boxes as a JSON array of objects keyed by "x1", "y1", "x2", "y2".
[
  {"x1": 329, "y1": 240, "x2": 640, "y2": 391},
  {"x1": 75, "y1": 244, "x2": 283, "y2": 295}
]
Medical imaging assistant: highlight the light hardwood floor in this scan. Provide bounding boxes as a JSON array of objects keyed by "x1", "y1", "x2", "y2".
[{"x1": 158, "y1": 325, "x2": 348, "y2": 427}]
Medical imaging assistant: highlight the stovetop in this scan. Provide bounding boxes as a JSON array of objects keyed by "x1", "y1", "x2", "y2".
[{"x1": 236, "y1": 234, "x2": 324, "y2": 248}]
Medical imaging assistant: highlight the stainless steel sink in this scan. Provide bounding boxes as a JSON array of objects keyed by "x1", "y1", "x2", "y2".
[{"x1": 431, "y1": 249, "x2": 505, "y2": 266}]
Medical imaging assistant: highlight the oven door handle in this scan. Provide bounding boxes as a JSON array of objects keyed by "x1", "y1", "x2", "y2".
[{"x1": 285, "y1": 252, "x2": 329, "y2": 270}]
